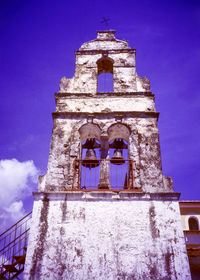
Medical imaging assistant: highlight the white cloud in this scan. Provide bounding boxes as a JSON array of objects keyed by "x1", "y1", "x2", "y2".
[
  {"x1": 5, "y1": 201, "x2": 25, "y2": 221},
  {"x1": 0, "y1": 159, "x2": 39, "y2": 231}
]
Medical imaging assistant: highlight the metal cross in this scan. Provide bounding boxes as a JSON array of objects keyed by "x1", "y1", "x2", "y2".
[{"x1": 100, "y1": 17, "x2": 110, "y2": 30}]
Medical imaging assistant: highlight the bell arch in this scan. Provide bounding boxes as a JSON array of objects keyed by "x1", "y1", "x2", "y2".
[
  {"x1": 107, "y1": 123, "x2": 130, "y2": 143},
  {"x1": 107, "y1": 123, "x2": 130, "y2": 162},
  {"x1": 78, "y1": 122, "x2": 102, "y2": 162},
  {"x1": 96, "y1": 56, "x2": 114, "y2": 92},
  {"x1": 77, "y1": 123, "x2": 102, "y2": 189},
  {"x1": 107, "y1": 123, "x2": 132, "y2": 189},
  {"x1": 79, "y1": 123, "x2": 102, "y2": 142}
]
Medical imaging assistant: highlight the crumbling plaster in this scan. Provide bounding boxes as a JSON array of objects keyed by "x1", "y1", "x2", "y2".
[
  {"x1": 43, "y1": 114, "x2": 171, "y2": 192},
  {"x1": 24, "y1": 192, "x2": 191, "y2": 280},
  {"x1": 43, "y1": 30, "x2": 172, "y2": 193},
  {"x1": 55, "y1": 95, "x2": 155, "y2": 113},
  {"x1": 24, "y1": 30, "x2": 190, "y2": 280},
  {"x1": 59, "y1": 31, "x2": 148, "y2": 94}
]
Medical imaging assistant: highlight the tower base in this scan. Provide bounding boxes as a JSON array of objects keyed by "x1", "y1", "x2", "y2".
[{"x1": 24, "y1": 191, "x2": 191, "y2": 280}]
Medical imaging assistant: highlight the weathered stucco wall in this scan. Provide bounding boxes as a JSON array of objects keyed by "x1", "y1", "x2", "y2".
[
  {"x1": 24, "y1": 30, "x2": 189, "y2": 280},
  {"x1": 43, "y1": 113, "x2": 172, "y2": 193},
  {"x1": 43, "y1": 30, "x2": 172, "y2": 193},
  {"x1": 24, "y1": 192, "x2": 191, "y2": 280},
  {"x1": 55, "y1": 95, "x2": 155, "y2": 113},
  {"x1": 59, "y1": 30, "x2": 149, "y2": 94}
]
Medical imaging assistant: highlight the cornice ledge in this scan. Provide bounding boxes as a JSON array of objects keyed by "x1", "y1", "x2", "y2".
[
  {"x1": 55, "y1": 91, "x2": 154, "y2": 98},
  {"x1": 75, "y1": 49, "x2": 136, "y2": 55},
  {"x1": 33, "y1": 191, "x2": 180, "y2": 201},
  {"x1": 52, "y1": 111, "x2": 159, "y2": 119}
]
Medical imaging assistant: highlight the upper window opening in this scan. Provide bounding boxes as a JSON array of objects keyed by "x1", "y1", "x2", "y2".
[
  {"x1": 98, "y1": 73, "x2": 113, "y2": 92},
  {"x1": 189, "y1": 217, "x2": 199, "y2": 230},
  {"x1": 97, "y1": 57, "x2": 113, "y2": 93},
  {"x1": 97, "y1": 57, "x2": 113, "y2": 75}
]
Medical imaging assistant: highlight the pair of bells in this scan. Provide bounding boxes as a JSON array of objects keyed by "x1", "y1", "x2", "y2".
[{"x1": 82, "y1": 148, "x2": 125, "y2": 168}]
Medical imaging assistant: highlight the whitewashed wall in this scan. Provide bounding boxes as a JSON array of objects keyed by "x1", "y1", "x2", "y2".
[{"x1": 24, "y1": 192, "x2": 191, "y2": 280}]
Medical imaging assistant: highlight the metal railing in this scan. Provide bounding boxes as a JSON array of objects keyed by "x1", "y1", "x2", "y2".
[
  {"x1": 0, "y1": 212, "x2": 32, "y2": 279},
  {"x1": 73, "y1": 159, "x2": 136, "y2": 190}
]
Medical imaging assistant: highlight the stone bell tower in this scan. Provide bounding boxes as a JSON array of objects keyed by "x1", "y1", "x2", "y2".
[{"x1": 24, "y1": 30, "x2": 191, "y2": 279}]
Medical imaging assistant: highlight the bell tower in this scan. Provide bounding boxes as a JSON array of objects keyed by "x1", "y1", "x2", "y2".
[{"x1": 24, "y1": 30, "x2": 191, "y2": 279}]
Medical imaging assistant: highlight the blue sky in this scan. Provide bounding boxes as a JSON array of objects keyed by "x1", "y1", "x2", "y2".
[{"x1": 0, "y1": 0, "x2": 200, "y2": 228}]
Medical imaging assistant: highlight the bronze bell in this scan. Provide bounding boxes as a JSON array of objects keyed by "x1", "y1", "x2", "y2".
[
  {"x1": 82, "y1": 148, "x2": 99, "y2": 168},
  {"x1": 110, "y1": 148, "x2": 125, "y2": 165}
]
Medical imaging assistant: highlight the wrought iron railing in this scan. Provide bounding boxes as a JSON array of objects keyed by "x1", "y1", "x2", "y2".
[
  {"x1": 0, "y1": 212, "x2": 32, "y2": 279},
  {"x1": 73, "y1": 159, "x2": 137, "y2": 190}
]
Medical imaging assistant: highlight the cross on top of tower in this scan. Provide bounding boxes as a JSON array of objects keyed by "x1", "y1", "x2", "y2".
[{"x1": 100, "y1": 17, "x2": 110, "y2": 30}]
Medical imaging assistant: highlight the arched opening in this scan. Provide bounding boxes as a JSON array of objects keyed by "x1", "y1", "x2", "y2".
[
  {"x1": 109, "y1": 138, "x2": 129, "y2": 189},
  {"x1": 79, "y1": 123, "x2": 101, "y2": 143},
  {"x1": 107, "y1": 123, "x2": 132, "y2": 189},
  {"x1": 97, "y1": 56, "x2": 114, "y2": 93},
  {"x1": 80, "y1": 138, "x2": 101, "y2": 189},
  {"x1": 98, "y1": 73, "x2": 113, "y2": 92},
  {"x1": 75, "y1": 123, "x2": 134, "y2": 190},
  {"x1": 189, "y1": 217, "x2": 199, "y2": 230},
  {"x1": 107, "y1": 123, "x2": 130, "y2": 143},
  {"x1": 76, "y1": 123, "x2": 102, "y2": 189}
]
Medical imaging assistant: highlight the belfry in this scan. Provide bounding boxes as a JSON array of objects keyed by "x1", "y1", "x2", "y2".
[{"x1": 24, "y1": 30, "x2": 191, "y2": 279}]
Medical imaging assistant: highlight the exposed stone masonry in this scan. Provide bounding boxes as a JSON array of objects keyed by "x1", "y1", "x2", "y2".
[
  {"x1": 24, "y1": 30, "x2": 191, "y2": 280},
  {"x1": 39, "y1": 30, "x2": 172, "y2": 193}
]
